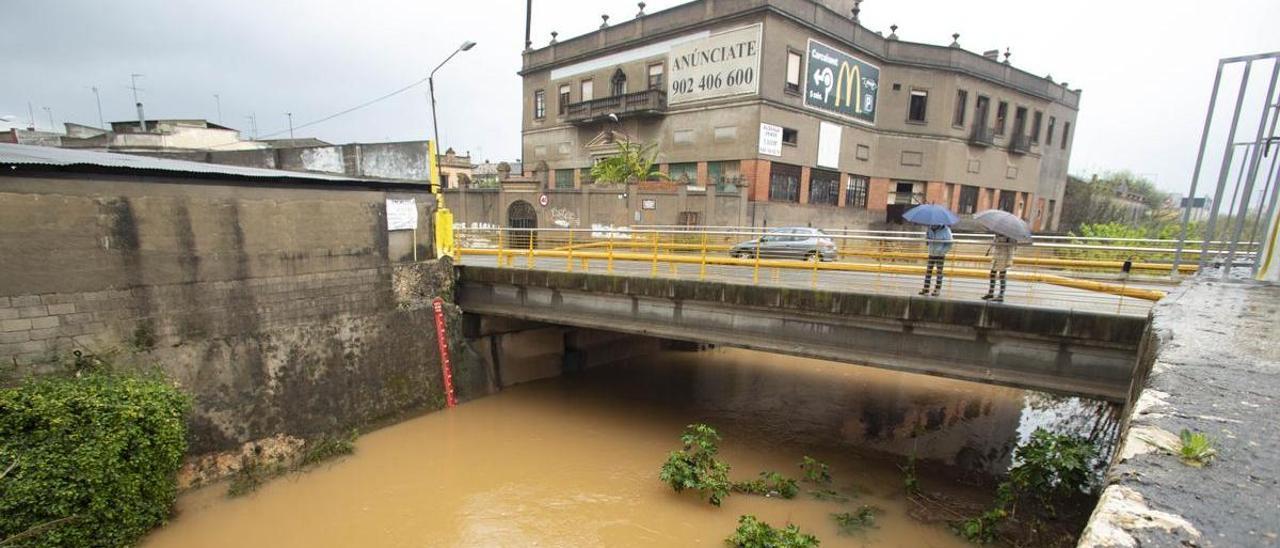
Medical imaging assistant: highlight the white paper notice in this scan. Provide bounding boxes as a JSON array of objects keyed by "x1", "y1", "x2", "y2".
[
  {"x1": 386, "y1": 198, "x2": 418, "y2": 230},
  {"x1": 758, "y1": 123, "x2": 783, "y2": 156},
  {"x1": 817, "y1": 121, "x2": 842, "y2": 168}
]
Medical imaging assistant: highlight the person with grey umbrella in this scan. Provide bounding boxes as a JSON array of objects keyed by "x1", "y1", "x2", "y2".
[
  {"x1": 919, "y1": 224, "x2": 953, "y2": 296},
  {"x1": 983, "y1": 235, "x2": 1016, "y2": 302}
]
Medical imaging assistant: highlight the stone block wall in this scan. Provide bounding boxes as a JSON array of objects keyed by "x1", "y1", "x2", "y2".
[{"x1": 0, "y1": 174, "x2": 489, "y2": 458}]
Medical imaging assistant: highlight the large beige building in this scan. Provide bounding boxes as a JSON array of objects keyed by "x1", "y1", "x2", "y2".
[{"x1": 520, "y1": 0, "x2": 1079, "y2": 230}]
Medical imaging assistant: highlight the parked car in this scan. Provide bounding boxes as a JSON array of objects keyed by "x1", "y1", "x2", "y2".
[{"x1": 729, "y1": 227, "x2": 838, "y2": 261}]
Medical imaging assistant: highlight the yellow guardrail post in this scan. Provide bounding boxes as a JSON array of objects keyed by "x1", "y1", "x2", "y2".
[
  {"x1": 699, "y1": 230, "x2": 708, "y2": 280},
  {"x1": 669, "y1": 233, "x2": 678, "y2": 275},
  {"x1": 527, "y1": 229, "x2": 535, "y2": 269},
  {"x1": 497, "y1": 229, "x2": 505, "y2": 268},
  {"x1": 752, "y1": 238, "x2": 762, "y2": 284},
  {"x1": 608, "y1": 233, "x2": 615, "y2": 273},
  {"x1": 566, "y1": 229, "x2": 575, "y2": 272},
  {"x1": 650, "y1": 232, "x2": 659, "y2": 277}
]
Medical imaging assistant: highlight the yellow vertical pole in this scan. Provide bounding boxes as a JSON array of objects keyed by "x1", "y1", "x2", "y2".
[
  {"x1": 566, "y1": 229, "x2": 575, "y2": 272},
  {"x1": 527, "y1": 229, "x2": 535, "y2": 269},
  {"x1": 427, "y1": 140, "x2": 454, "y2": 260},
  {"x1": 497, "y1": 229, "x2": 505, "y2": 268},
  {"x1": 752, "y1": 237, "x2": 761, "y2": 284},
  {"x1": 669, "y1": 233, "x2": 678, "y2": 275},
  {"x1": 650, "y1": 232, "x2": 659, "y2": 277},
  {"x1": 608, "y1": 234, "x2": 615, "y2": 273},
  {"x1": 699, "y1": 230, "x2": 708, "y2": 280}
]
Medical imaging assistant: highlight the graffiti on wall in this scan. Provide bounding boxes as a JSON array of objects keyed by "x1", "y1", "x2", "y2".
[{"x1": 550, "y1": 207, "x2": 579, "y2": 228}]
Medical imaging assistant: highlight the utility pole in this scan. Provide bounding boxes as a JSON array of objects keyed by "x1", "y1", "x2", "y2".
[
  {"x1": 42, "y1": 107, "x2": 54, "y2": 132},
  {"x1": 286, "y1": 112, "x2": 294, "y2": 139},
  {"x1": 91, "y1": 86, "x2": 105, "y2": 129},
  {"x1": 27, "y1": 102, "x2": 35, "y2": 130},
  {"x1": 129, "y1": 73, "x2": 147, "y2": 131},
  {"x1": 213, "y1": 93, "x2": 222, "y2": 124}
]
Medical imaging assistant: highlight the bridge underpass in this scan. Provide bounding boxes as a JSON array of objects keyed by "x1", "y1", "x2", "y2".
[{"x1": 455, "y1": 265, "x2": 1148, "y2": 402}]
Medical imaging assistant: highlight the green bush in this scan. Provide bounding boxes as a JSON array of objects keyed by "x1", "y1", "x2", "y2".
[
  {"x1": 832, "y1": 505, "x2": 882, "y2": 535},
  {"x1": 731, "y1": 471, "x2": 799, "y2": 499},
  {"x1": 955, "y1": 428, "x2": 1099, "y2": 543},
  {"x1": 798, "y1": 456, "x2": 832, "y2": 485},
  {"x1": 0, "y1": 373, "x2": 190, "y2": 547},
  {"x1": 659, "y1": 424, "x2": 731, "y2": 506},
  {"x1": 725, "y1": 515, "x2": 820, "y2": 547}
]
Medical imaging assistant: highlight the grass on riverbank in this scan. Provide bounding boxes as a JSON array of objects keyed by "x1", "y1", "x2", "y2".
[{"x1": 227, "y1": 430, "x2": 358, "y2": 497}]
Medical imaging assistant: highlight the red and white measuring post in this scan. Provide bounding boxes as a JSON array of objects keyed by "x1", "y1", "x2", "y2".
[{"x1": 431, "y1": 297, "x2": 457, "y2": 408}]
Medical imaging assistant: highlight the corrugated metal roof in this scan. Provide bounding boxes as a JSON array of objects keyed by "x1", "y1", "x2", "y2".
[{"x1": 0, "y1": 142, "x2": 408, "y2": 185}]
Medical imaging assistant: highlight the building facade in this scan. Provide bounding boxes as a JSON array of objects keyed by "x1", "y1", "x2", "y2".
[{"x1": 520, "y1": 0, "x2": 1079, "y2": 231}]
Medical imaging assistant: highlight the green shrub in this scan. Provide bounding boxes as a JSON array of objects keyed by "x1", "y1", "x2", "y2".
[
  {"x1": 798, "y1": 456, "x2": 832, "y2": 485},
  {"x1": 955, "y1": 428, "x2": 1099, "y2": 543},
  {"x1": 832, "y1": 505, "x2": 882, "y2": 535},
  {"x1": 808, "y1": 488, "x2": 850, "y2": 502},
  {"x1": 725, "y1": 514, "x2": 820, "y2": 548},
  {"x1": 0, "y1": 373, "x2": 190, "y2": 547},
  {"x1": 732, "y1": 471, "x2": 799, "y2": 499},
  {"x1": 659, "y1": 424, "x2": 731, "y2": 506}
]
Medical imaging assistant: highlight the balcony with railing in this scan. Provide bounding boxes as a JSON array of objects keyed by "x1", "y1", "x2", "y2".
[
  {"x1": 564, "y1": 89, "x2": 667, "y2": 124},
  {"x1": 1009, "y1": 133, "x2": 1031, "y2": 155},
  {"x1": 968, "y1": 126, "x2": 995, "y2": 147}
]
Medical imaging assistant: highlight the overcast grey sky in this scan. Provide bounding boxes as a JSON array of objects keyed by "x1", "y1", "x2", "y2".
[{"x1": 3, "y1": 0, "x2": 1277, "y2": 195}]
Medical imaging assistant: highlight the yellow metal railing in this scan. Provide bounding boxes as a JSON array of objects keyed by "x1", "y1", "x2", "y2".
[{"x1": 452, "y1": 226, "x2": 1204, "y2": 310}]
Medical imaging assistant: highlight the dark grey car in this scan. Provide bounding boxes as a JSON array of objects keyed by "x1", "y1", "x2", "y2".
[{"x1": 729, "y1": 227, "x2": 838, "y2": 261}]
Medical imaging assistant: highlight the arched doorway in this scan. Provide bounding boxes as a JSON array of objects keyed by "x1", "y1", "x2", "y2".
[{"x1": 507, "y1": 200, "x2": 537, "y2": 249}]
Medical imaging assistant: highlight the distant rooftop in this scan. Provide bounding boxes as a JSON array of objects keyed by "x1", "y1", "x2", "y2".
[
  {"x1": 0, "y1": 143, "x2": 419, "y2": 187},
  {"x1": 109, "y1": 119, "x2": 238, "y2": 132},
  {"x1": 258, "y1": 138, "x2": 334, "y2": 149}
]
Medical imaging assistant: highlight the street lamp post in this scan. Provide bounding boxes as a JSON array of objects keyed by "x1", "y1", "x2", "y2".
[{"x1": 428, "y1": 39, "x2": 477, "y2": 187}]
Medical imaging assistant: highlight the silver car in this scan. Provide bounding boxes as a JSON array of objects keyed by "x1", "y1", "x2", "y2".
[{"x1": 729, "y1": 227, "x2": 838, "y2": 261}]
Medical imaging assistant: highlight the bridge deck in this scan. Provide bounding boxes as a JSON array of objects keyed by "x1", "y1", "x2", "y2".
[{"x1": 458, "y1": 255, "x2": 1162, "y2": 317}]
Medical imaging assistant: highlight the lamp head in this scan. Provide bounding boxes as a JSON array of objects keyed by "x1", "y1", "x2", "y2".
[{"x1": 460, "y1": 41, "x2": 477, "y2": 51}]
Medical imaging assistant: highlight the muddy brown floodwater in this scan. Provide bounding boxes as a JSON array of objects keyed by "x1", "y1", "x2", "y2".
[{"x1": 144, "y1": 348, "x2": 1116, "y2": 547}]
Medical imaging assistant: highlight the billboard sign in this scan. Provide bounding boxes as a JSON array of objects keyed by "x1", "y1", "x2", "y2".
[
  {"x1": 803, "y1": 39, "x2": 879, "y2": 125},
  {"x1": 668, "y1": 24, "x2": 762, "y2": 105}
]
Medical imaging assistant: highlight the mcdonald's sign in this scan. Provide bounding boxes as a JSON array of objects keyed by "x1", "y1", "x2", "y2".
[{"x1": 803, "y1": 39, "x2": 880, "y2": 125}]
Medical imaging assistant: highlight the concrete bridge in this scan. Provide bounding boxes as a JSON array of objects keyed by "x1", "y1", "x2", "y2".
[{"x1": 455, "y1": 264, "x2": 1147, "y2": 401}]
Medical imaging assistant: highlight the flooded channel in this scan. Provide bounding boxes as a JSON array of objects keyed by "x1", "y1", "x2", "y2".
[{"x1": 144, "y1": 348, "x2": 1117, "y2": 547}]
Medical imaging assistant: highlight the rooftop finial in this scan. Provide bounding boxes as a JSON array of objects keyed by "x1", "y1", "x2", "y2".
[
  {"x1": 950, "y1": 33, "x2": 960, "y2": 47},
  {"x1": 600, "y1": 14, "x2": 610, "y2": 29},
  {"x1": 549, "y1": 31, "x2": 558, "y2": 45},
  {"x1": 851, "y1": 0, "x2": 862, "y2": 22},
  {"x1": 888, "y1": 24, "x2": 899, "y2": 40},
  {"x1": 637, "y1": 1, "x2": 646, "y2": 17},
  {"x1": 1003, "y1": 47, "x2": 1011, "y2": 64}
]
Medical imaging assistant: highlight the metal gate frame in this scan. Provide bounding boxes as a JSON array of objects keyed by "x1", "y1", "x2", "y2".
[{"x1": 1172, "y1": 51, "x2": 1280, "y2": 276}]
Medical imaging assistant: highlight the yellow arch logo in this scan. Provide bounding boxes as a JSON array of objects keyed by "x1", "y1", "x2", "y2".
[{"x1": 834, "y1": 62, "x2": 862, "y2": 113}]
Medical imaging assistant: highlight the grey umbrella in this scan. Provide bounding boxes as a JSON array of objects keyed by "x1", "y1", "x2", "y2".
[{"x1": 973, "y1": 209, "x2": 1032, "y2": 243}]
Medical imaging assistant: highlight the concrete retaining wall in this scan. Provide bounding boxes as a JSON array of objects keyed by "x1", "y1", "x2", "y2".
[
  {"x1": 0, "y1": 174, "x2": 488, "y2": 461},
  {"x1": 1079, "y1": 273, "x2": 1279, "y2": 547}
]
